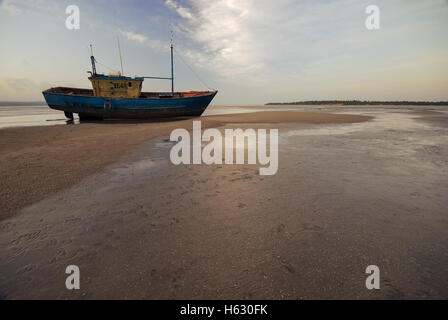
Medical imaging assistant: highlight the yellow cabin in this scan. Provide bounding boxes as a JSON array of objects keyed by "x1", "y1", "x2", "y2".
[{"x1": 89, "y1": 73, "x2": 144, "y2": 98}]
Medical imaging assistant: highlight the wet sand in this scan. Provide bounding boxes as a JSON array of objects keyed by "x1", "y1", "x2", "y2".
[
  {"x1": 0, "y1": 111, "x2": 370, "y2": 221},
  {"x1": 0, "y1": 107, "x2": 447, "y2": 299}
]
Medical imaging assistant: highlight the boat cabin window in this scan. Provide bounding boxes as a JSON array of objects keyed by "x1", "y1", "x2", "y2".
[{"x1": 128, "y1": 82, "x2": 132, "y2": 87}]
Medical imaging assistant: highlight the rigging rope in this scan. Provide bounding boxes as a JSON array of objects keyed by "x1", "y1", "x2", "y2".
[
  {"x1": 86, "y1": 37, "x2": 216, "y2": 93},
  {"x1": 173, "y1": 47, "x2": 215, "y2": 91},
  {"x1": 95, "y1": 59, "x2": 119, "y2": 73}
]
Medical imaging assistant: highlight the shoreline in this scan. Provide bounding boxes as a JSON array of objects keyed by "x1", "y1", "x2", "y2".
[
  {"x1": 265, "y1": 101, "x2": 448, "y2": 106},
  {"x1": 0, "y1": 111, "x2": 372, "y2": 221}
]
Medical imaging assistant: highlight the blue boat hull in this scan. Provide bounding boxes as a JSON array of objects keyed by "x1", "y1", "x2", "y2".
[{"x1": 42, "y1": 88, "x2": 217, "y2": 119}]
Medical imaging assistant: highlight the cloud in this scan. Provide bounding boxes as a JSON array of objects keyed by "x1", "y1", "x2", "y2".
[
  {"x1": 164, "y1": 0, "x2": 448, "y2": 88},
  {"x1": 0, "y1": 0, "x2": 62, "y2": 16},
  {"x1": 163, "y1": 0, "x2": 370, "y2": 81},
  {"x1": 120, "y1": 30, "x2": 148, "y2": 44},
  {"x1": 165, "y1": 0, "x2": 194, "y2": 20},
  {"x1": 164, "y1": 0, "x2": 268, "y2": 80},
  {"x1": 1, "y1": 0, "x2": 21, "y2": 14},
  {"x1": 119, "y1": 29, "x2": 169, "y2": 51},
  {"x1": 1, "y1": 0, "x2": 446, "y2": 102}
]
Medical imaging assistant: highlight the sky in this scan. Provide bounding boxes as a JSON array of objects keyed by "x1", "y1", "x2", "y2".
[{"x1": 0, "y1": 0, "x2": 447, "y2": 105}]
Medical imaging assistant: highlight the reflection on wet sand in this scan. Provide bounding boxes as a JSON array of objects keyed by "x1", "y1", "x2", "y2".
[{"x1": 0, "y1": 105, "x2": 447, "y2": 299}]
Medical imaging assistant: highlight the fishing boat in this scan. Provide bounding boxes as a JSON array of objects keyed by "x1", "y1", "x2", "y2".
[{"x1": 42, "y1": 39, "x2": 217, "y2": 120}]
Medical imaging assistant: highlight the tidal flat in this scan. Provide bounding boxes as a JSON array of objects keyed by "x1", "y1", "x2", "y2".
[{"x1": 0, "y1": 105, "x2": 447, "y2": 299}]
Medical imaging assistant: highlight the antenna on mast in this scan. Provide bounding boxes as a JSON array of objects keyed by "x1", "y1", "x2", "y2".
[
  {"x1": 117, "y1": 35, "x2": 124, "y2": 76},
  {"x1": 90, "y1": 44, "x2": 97, "y2": 76}
]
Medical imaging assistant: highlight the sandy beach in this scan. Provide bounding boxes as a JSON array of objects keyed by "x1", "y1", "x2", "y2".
[
  {"x1": 0, "y1": 110, "x2": 370, "y2": 221},
  {"x1": 0, "y1": 106, "x2": 447, "y2": 299}
]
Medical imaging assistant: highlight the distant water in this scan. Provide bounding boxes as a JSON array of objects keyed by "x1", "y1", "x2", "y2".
[
  {"x1": 0, "y1": 105, "x2": 267, "y2": 129},
  {"x1": 0, "y1": 104, "x2": 446, "y2": 129},
  {"x1": 0, "y1": 106, "x2": 73, "y2": 129}
]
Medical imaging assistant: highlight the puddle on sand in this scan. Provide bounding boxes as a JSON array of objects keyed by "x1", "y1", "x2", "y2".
[
  {"x1": 284, "y1": 111, "x2": 432, "y2": 137},
  {"x1": 111, "y1": 158, "x2": 155, "y2": 176},
  {"x1": 110, "y1": 137, "x2": 175, "y2": 175},
  {"x1": 154, "y1": 140, "x2": 176, "y2": 148},
  {"x1": 104, "y1": 137, "x2": 174, "y2": 189}
]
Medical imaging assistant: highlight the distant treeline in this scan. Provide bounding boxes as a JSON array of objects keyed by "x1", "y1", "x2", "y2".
[
  {"x1": 266, "y1": 100, "x2": 448, "y2": 106},
  {"x1": 0, "y1": 101, "x2": 46, "y2": 106}
]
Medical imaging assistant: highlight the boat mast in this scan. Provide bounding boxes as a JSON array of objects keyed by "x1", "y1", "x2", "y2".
[
  {"x1": 141, "y1": 32, "x2": 175, "y2": 94},
  {"x1": 90, "y1": 44, "x2": 97, "y2": 76},
  {"x1": 170, "y1": 31, "x2": 174, "y2": 94}
]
